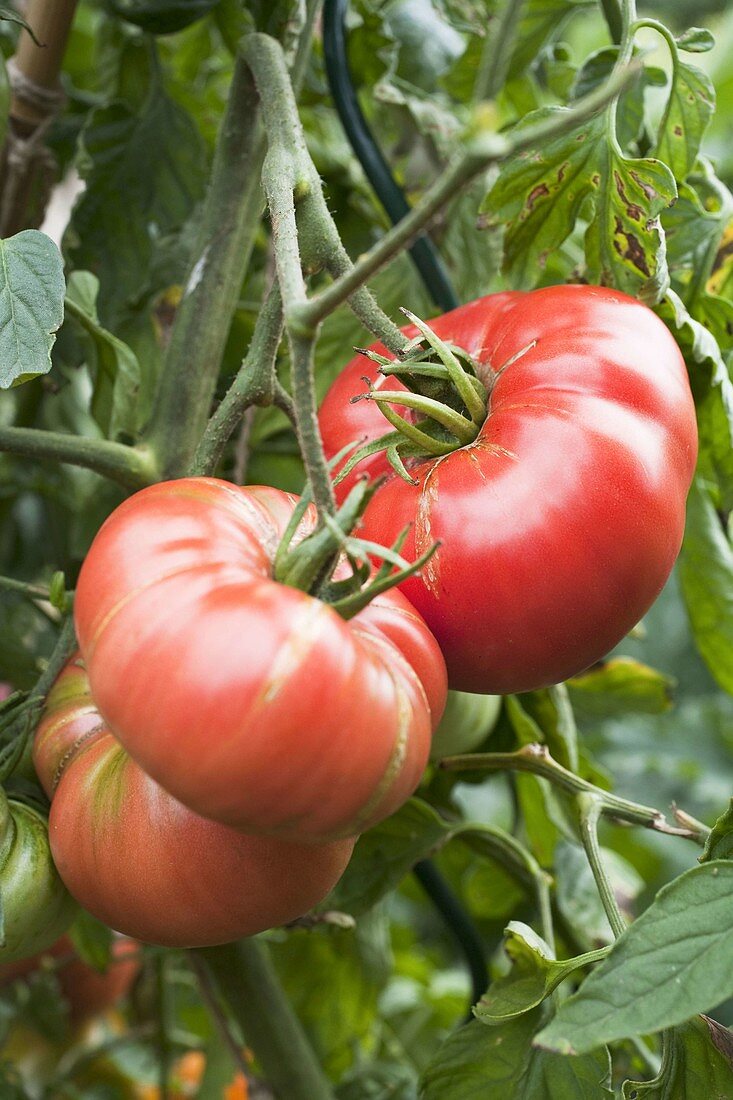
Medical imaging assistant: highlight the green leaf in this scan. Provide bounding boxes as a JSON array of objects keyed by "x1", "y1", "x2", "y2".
[
  {"x1": 657, "y1": 290, "x2": 733, "y2": 509},
  {"x1": 567, "y1": 657, "x2": 676, "y2": 719},
  {"x1": 481, "y1": 110, "x2": 676, "y2": 301},
  {"x1": 420, "y1": 1011, "x2": 612, "y2": 1099},
  {"x1": 509, "y1": 0, "x2": 595, "y2": 80},
  {"x1": 701, "y1": 799, "x2": 733, "y2": 862},
  {"x1": 64, "y1": 271, "x2": 143, "y2": 440},
  {"x1": 676, "y1": 28, "x2": 716, "y2": 54},
  {"x1": 0, "y1": 231, "x2": 65, "y2": 389},
  {"x1": 475, "y1": 922, "x2": 608, "y2": 1024},
  {"x1": 517, "y1": 685, "x2": 578, "y2": 771},
  {"x1": 68, "y1": 910, "x2": 114, "y2": 972},
  {"x1": 654, "y1": 59, "x2": 715, "y2": 182},
  {"x1": 554, "y1": 841, "x2": 644, "y2": 952},
  {"x1": 0, "y1": 6, "x2": 39, "y2": 41},
  {"x1": 678, "y1": 477, "x2": 733, "y2": 694},
  {"x1": 326, "y1": 798, "x2": 539, "y2": 917},
  {"x1": 622, "y1": 1016, "x2": 733, "y2": 1098},
  {"x1": 65, "y1": 85, "x2": 207, "y2": 326},
  {"x1": 535, "y1": 862, "x2": 733, "y2": 1055}
]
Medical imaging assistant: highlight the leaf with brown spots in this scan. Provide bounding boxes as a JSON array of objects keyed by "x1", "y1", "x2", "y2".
[{"x1": 655, "y1": 59, "x2": 715, "y2": 182}]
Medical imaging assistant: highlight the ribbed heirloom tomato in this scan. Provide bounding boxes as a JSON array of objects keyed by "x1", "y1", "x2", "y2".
[
  {"x1": 33, "y1": 658, "x2": 354, "y2": 945},
  {"x1": 74, "y1": 480, "x2": 447, "y2": 842},
  {"x1": 319, "y1": 285, "x2": 698, "y2": 694}
]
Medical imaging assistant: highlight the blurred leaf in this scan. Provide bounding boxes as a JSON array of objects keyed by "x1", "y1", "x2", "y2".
[
  {"x1": 65, "y1": 83, "x2": 207, "y2": 326},
  {"x1": 0, "y1": 7, "x2": 37, "y2": 39},
  {"x1": 475, "y1": 922, "x2": 608, "y2": 1024},
  {"x1": 701, "y1": 799, "x2": 733, "y2": 862},
  {"x1": 676, "y1": 27, "x2": 716, "y2": 54},
  {"x1": 108, "y1": 0, "x2": 219, "y2": 36},
  {"x1": 536, "y1": 862, "x2": 733, "y2": 1054},
  {"x1": 68, "y1": 910, "x2": 114, "y2": 972},
  {"x1": 622, "y1": 1016, "x2": 733, "y2": 1098},
  {"x1": 420, "y1": 1011, "x2": 612, "y2": 1098},
  {"x1": 679, "y1": 476, "x2": 733, "y2": 694},
  {"x1": 567, "y1": 657, "x2": 676, "y2": 719},
  {"x1": 65, "y1": 272, "x2": 143, "y2": 441},
  {"x1": 0, "y1": 233, "x2": 65, "y2": 389}
]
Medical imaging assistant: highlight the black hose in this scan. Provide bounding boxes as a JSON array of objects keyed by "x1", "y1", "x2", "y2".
[
  {"x1": 322, "y1": 0, "x2": 460, "y2": 314},
  {"x1": 322, "y1": 0, "x2": 488, "y2": 1011}
]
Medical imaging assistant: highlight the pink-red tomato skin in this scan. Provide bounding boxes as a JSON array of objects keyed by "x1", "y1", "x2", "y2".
[{"x1": 319, "y1": 286, "x2": 698, "y2": 694}]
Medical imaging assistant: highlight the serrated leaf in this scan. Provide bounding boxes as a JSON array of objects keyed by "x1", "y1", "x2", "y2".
[
  {"x1": 679, "y1": 477, "x2": 733, "y2": 694},
  {"x1": 481, "y1": 110, "x2": 676, "y2": 301},
  {"x1": 657, "y1": 290, "x2": 733, "y2": 509},
  {"x1": 475, "y1": 922, "x2": 608, "y2": 1024},
  {"x1": 701, "y1": 799, "x2": 733, "y2": 862},
  {"x1": 420, "y1": 1010, "x2": 613, "y2": 1099},
  {"x1": 0, "y1": 231, "x2": 65, "y2": 388},
  {"x1": 567, "y1": 657, "x2": 675, "y2": 718},
  {"x1": 64, "y1": 271, "x2": 142, "y2": 440},
  {"x1": 676, "y1": 28, "x2": 716, "y2": 54},
  {"x1": 655, "y1": 59, "x2": 715, "y2": 182},
  {"x1": 535, "y1": 862, "x2": 733, "y2": 1055},
  {"x1": 65, "y1": 86, "x2": 207, "y2": 325},
  {"x1": 622, "y1": 1016, "x2": 733, "y2": 1099}
]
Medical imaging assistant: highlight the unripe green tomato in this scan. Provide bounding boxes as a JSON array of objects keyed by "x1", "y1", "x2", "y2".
[
  {"x1": 108, "y1": 0, "x2": 219, "y2": 35},
  {"x1": 0, "y1": 788, "x2": 76, "y2": 963},
  {"x1": 430, "y1": 691, "x2": 501, "y2": 760}
]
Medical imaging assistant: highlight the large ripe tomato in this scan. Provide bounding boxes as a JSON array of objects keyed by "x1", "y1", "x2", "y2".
[
  {"x1": 73, "y1": 480, "x2": 446, "y2": 843},
  {"x1": 0, "y1": 934, "x2": 139, "y2": 1025},
  {"x1": 33, "y1": 659, "x2": 354, "y2": 946},
  {"x1": 319, "y1": 286, "x2": 698, "y2": 694}
]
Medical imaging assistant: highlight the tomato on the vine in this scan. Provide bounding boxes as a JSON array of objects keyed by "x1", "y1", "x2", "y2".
[
  {"x1": 73, "y1": 479, "x2": 447, "y2": 843},
  {"x1": 319, "y1": 286, "x2": 698, "y2": 694},
  {"x1": 33, "y1": 658, "x2": 355, "y2": 946}
]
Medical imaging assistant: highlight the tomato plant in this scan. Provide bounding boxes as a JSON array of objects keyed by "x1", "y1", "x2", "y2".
[{"x1": 0, "y1": 0, "x2": 732, "y2": 1098}]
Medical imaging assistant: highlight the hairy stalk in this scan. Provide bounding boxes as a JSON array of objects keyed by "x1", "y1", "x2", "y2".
[
  {"x1": 0, "y1": 427, "x2": 156, "y2": 489},
  {"x1": 473, "y1": 0, "x2": 525, "y2": 104},
  {"x1": 441, "y1": 743, "x2": 710, "y2": 843},
  {"x1": 577, "y1": 793, "x2": 626, "y2": 939},
  {"x1": 301, "y1": 58, "x2": 637, "y2": 329},
  {"x1": 144, "y1": 50, "x2": 266, "y2": 478},
  {"x1": 192, "y1": 282, "x2": 285, "y2": 476},
  {"x1": 195, "y1": 940, "x2": 335, "y2": 1100}
]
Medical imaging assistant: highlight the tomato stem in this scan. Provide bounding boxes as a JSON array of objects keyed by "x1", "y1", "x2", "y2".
[{"x1": 577, "y1": 793, "x2": 627, "y2": 939}]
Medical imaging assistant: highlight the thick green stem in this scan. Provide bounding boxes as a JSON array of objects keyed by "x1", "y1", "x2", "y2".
[
  {"x1": 577, "y1": 793, "x2": 626, "y2": 939},
  {"x1": 0, "y1": 427, "x2": 155, "y2": 489},
  {"x1": 144, "y1": 50, "x2": 266, "y2": 478},
  {"x1": 194, "y1": 939, "x2": 335, "y2": 1100},
  {"x1": 441, "y1": 743, "x2": 709, "y2": 842},
  {"x1": 473, "y1": 0, "x2": 525, "y2": 103},
  {"x1": 192, "y1": 282, "x2": 285, "y2": 476}
]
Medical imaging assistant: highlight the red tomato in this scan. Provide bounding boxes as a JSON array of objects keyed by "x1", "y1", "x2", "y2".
[
  {"x1": 319, "y1": 286, "x2": 698, "y2": 694},
  {"x1": 0, "y1": 934, "x2": 139, "y2": 1024},
  {"x1": 33, "y1": 659, "x2": 354, "y2": 946},
  {"x1": 73, "y1": 480, "x2": 447, "y2": 842}
]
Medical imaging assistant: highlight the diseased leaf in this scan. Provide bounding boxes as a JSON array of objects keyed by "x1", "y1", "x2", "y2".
[
  {"x1": 535, "y1": 862, "x2": 733, "y2": 1055},
  {"x1": 567, "y1": 657, "x2": 676, "y2": 719},
  {"x1": 481, "y1": 109, "x2": 676, "y2": 302},
  {"x1": 657, "y1": 290, "x2": 733, "y2": 510},
  {"x1": 420, "y1": 1010, "x2": 612, "y2": 1099},
  {"x1": 655, "y1": 59, "x2": 715, "y2": 182},
  {"x1": 475, "y1": 922, "x2": 608, "y2": 1024},
  {"x1": 0, "y1": 231, "x2": 66, "y2": 388},
  {"x1": 679, "y1": 477, "x2": 733, "y2": 694},
  {"x1": 701, "y1": 799, "x2": 733, "y2": 862},
  {"x1": 622, "y1": 1016, "x2": 733, "y2": 1098}
]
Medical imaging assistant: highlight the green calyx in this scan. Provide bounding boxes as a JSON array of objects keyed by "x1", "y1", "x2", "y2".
[
  {"x1": 341, "y1": 308, "x2": 488, "y2": 487},
  {"x1": 273, "y1": 447, "x2": 438, "y2": 620}
]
